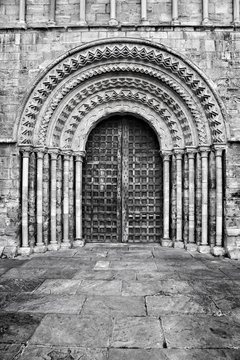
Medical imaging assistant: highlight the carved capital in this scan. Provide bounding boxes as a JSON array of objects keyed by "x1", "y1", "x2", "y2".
[
  {"x1": 186, "y1": 146, "x2": 197, "y2": 160},
  {"x1": 48, "y1": 147, "x2": 60, "y2": 160},
  {"x1": 199, "y1": 145, "x2": 211, "y2": 158},
  {"x1": 34, "y1": 146, "x2": 46, "y2": 159},
  {"x1": 62, "y1": 150, "x2": 73, "y2": 161},
  {"x1": 174, "y1": 148, "x2": 184, "y2": 160},
  {"x1": 161, "y1": 150, "x2": 172, "y2": 162},
  {"x1": 74, "y1": 150, "x2": 86, "y2": 162},
  {"x1": 213, "y1": 144, "x2": 225, "y2": 158},
  {"x1": 20, "y1": 145, "x2": 33, "y2": 158}
]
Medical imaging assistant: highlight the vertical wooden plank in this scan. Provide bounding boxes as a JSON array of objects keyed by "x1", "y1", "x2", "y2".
[{"x1": 122, "y1": 118, "x2": 129, "y2": 243}]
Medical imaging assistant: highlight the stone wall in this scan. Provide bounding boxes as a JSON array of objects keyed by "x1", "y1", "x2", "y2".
[{"x1": 0, "y1": 0, "x2": 240, "y2": 257}]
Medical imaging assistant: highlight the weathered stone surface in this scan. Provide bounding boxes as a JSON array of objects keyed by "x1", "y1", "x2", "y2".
[
  {"x1": 29, "y1": 314, "x2": 112, "y2": 347},
  {"x1": 77, "y1": 279, "x2": 122, "y2": 295},
  {"x1": 73, "y1": 269, "x2": 137, "y2": 281},
  {"x1": 109, "y1": 261, "x2": 157, "y2": 271},
  {"x1": 146, "y1": 294, "x2": 217, "y2": 316},
  {"x1": 136, "y1": 270, "x2": 180, "y2": 281},
  {"x1": 4, "y1": 294, "x2": 86, "y2": 314},
  {"x1": 0, "y1": 313, "x2": 43, "y2": 344},
  {"x1": 0, "y1": 344, "x2": 22, "y2": 360},
  {"x1": 81, "y1": 296, "x2": 146, "y2": 317},
  {"x1": 0, "y1": 278, "x2": 44, "y2": 293},
  {"x1": 122, "y1": 280, "x2": 194, "y2": 296},
  {"x1": 162, "y1": 315, "x2": 240, "y2": 348},
  {"x1": 18, "y1": 346, "x2": 108, "y2": 360},
  {"x1": 34, "y1": 279, "x2": 82, "y2": 295},
  {"x1": 108, "y1": 349, "x2": 240, "y2": 360},
  {"x1": 111, "y1": 317, "x2": 164, "y2": 348}
]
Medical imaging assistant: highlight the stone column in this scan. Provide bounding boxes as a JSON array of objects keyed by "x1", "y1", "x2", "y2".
[
  {"x1": 48, "y1": 148, "x2": 60, "y2": 251},
  {"x1": 19, "y1": 0, "x2": 26, "y2": 26},
  {"x1": 161, "y1": 150, "x2": 172, "y2": 247},
  {"x1": 174, "y1": 149, "x2": 184, "y2": 248},
  {"x1": 62, "y1": 151, "x2": 72, "y2": 248},
  {"x1": 79, "y1": 0, "x2": 87, "y2": 25},
  {"x1": 109, "y1": 0, "x2": 118, "y2": 25},
  {"x1": 141, "y1": 0, "x2": 148, "y2": 24},
  {"x1": 20, "y1": 146, "x2": 32, "y2": 256},
  {"x1": 74, "y1": 151, "x2": 85, "y2": 247},
  {"x1": 233, "y1": 0, "x2": 240, "y2": 25},
  {"x1": 49, "y1": 0, "x2": 56, "y2": 25},
  {"x1": 172, "y1": 0, "x2": 179, "y2": 24},
  {"x1": 202, "y1": 0, "x2": 209, "y2": 24},
  {"x1": 198, "y1": 146, "x2": 210, "y2": 253},
  {"x1": 35, "y1": 148, "x2": 47, "y2": 253},
  {"x1": 212, "y1": 146, "x2": 225, "y2": 256},
  {"x1": 186, "y1": 148, "x2": 197, "y2": 251}
]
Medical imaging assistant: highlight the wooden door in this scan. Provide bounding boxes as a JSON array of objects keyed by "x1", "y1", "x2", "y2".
[{"x1": 82, "y1": 115, "x2": 163, "y2": 243}]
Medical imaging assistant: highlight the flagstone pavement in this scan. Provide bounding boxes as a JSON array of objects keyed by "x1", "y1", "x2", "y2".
[{"x1": 0, "y1": 244, "x2": 240, "y2": 360}]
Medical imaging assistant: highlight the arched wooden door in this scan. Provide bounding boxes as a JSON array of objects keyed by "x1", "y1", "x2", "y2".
[{"x1": 82, "y1": 115, "x2": 163, "y2": 243}]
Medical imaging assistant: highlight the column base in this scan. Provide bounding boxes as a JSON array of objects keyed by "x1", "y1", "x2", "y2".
[
  {"x1": 174, "y1": 241, "x2": 184, "y2": 249},
  {"x1": 185, "y1": 243, "x2": 198, "y2": 252},
  {"x1": 227, "y1": 248, "x2": 240, "y2": 260},
  {"x1": 141, "y1": 19, "x2": 149, "y2": 25},
  {"x1": 171, "y1": 19, "x2": 180, "y2": 25},
  {"x1": 18, "y1": 21, "x2": 27, "y2": 28},
  {"x1": 109, "y1": 19, "x2": 118, "y2": 26},
  {"x1": 19, "y1": 247, "x2": 32, "y2": 256},
  {"x1": 202, "y1": 19, "x2": 211, "y2": 26},
  {"x1": 61, "y1": 242, "x2": 72, "y2": 249},
  {"x1": 211, "y1": 246, "x2": 225, "y2": 257},
  {"x1": 47, "y1": 243, "x2": 60, "y2": 251},
  {"x1": 74, "y1": 238, "x2": 85, "y2": 247},
  {"x1": 161, "y1": 238, "x2": 173, "y2": 247},
  {"x1": 198, "y1": 245, "x2": 211, "y2": 254},
  {"x1": 78, "y1": 21, "x2": 88, "y2": 26},
  {"x1": 34, "y1": 245, "x2": 47, "y2": 253}
]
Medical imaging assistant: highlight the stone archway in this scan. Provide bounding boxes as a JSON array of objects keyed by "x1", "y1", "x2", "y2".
[{"x1": 16, "y1": 38, "x2": 228, "y2": 256}]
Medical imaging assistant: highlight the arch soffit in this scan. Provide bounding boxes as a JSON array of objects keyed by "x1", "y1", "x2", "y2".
[{"x1": 17, "y1": 38, "x2": 227, "y2": 148}]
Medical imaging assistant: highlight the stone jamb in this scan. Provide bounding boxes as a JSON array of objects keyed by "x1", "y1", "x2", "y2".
[
  {"x1": 161, "y1": 150, "x2": 173, "y2": 247},
  {"x1": 174, "y1": 148, "x2": 185, "y2": 248},
  {"x1": 74, "y1": 150, "x2": 86, "y2": 247}
]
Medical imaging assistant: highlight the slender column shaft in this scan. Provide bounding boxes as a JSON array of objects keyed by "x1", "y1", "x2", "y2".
[
  {"x1": 188, "y1": 151, "x2": 196, "y2": 243},
  {"x1": 172, "y1": 0, "x2": 178, "y2": 22},
  {"x1": 63, "y1": 152, "x2": 71, "y2": 245},
  {"x1": 200, "y1": 147, "x2": 210, "y2": 246},
  {"x1": 49, "y1": 0, "x2": 56, "y2": 23},
  {"x1": 234, "y1": 0, "x2": 240, "y2": 23},
  {"x1": 175, "y1": 150, "x2": 184, "y2": 243},
  {"x1": 21, "y1": 148, "x2": 31, "y2": 249},
  {"x1": 36, "y1": 150, "x2": 44, "y2": 248},
  {"x1": 162, "y1": 152, "x2": 171, "y2": 240},
  {"x1": 141, "y1": 0, "x2": 147, "y2": 22},
  {"x1": 19, "y1": 0, "x2": 26, "y2": 24},
  {"x1": 110, "y1": 0, "x2": 116, "y2": 20},
  {"x1": 215, "y1": 147, "x2": 224, "y2": 247},
  {"x1": 202, "y1": 0, "x2": 209, "y2": 24},
  {"x1": 75, "y1": 152, "x2": 85, "y2": 242},
  {"x1": 79, "y1": 0, "x2": 87, "y2": 24},
  {"x1": 50, "y1": 149, "x2": 58, "y2": 248}
]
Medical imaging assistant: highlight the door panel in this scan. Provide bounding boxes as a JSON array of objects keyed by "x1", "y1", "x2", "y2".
[{"x1": 82, "y1": 116, "x2": 163, "y2": 243}]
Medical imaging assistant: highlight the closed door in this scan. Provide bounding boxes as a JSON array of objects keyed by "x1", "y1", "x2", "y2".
[{"x1": 82, "y1": 115, "x2": 163, "y2": 243}]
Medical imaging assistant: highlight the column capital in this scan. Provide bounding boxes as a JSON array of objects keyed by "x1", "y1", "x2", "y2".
[
  {"x1": 62, "y1": 150, "x2": 73, "y2": 160},
  {"x1": 161, "y1": 150, "x2": 172, "y2": 161},
  {"x1": 213, "y1": 144, "x2": 226, "y2": 157},
  {"x1": 74, "y1": 150, "x2": 86, "y2": 162},
  {"x1": 34, "y1": 146, "x2": 46, "y2": 158},
  {"x1": 20, "y1": 145, "x2": 33, "y2": 157},
  {"x1": 186, "y1": 146, "x2": 197, "y2": 160},
  {"x1": 199, "y1": 145, "x2": 211, "y2": 158},
  {"x1": 48, "y1": 147, "x2": 60, "y2": 160},
  {"x1": 174, "y1": 148, "x2": 184, "y2": 160}
]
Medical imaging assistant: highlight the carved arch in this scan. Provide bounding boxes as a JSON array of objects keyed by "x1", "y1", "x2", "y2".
[{"x1": 17, "y1": 38, "x2": 228, "y2": 148}]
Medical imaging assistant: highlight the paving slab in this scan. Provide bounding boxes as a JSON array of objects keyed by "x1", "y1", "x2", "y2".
[
  {"x1": 111, "y1": 316, "x2": 164, "y2": 348},
  {"x1": 136, "y1": 270, "x2": 180, "y2": 281},
  {"x1": 0, "y1": 313, "x2": 43, "y2": 344},
  {"x1": 34, "y1": 279, "x2": 82, "y2": 295},
  {"x1": 1, "y1": 267, "x2": 77, "y2": 280},
  {"x1": 0, "y1": 278, "x2": 44, "y2": 293},
  {"x1": 77, "y1": 279, "x2": 122, "y2": 295},
  {"x1": 3, "y1": 294, "x2": 86, "y2": 314},
  {"x1": 73, "y1": 269, "x2": 137, "y2": 281},
  {"x1": 0, "y1": 344, "x2": 22, "y2": 360},
  {"x1": 109, "y1": 261, "x2": 157, "y2": 271},
  {"x1": 162, "y1": 315, "x2": 240, "y2": 349},
  {"x1": 81, "y1": 295, "x2": 146, "y2": 317},
  {"x1": 108, "y1": 348, "x2": 240, "y2": 360},
  {"x1": 146, "y1": 294, "x2": 217, "y2": 316},
  {"x1": 29, "y1": 313, "x2": 112, "y2": 347},
  {"x1": 17, "y1": 345, "x2": 108, "y2": 360},
  {"x1": 122, "y1": 279, "x2": 194, "y2": 296}
]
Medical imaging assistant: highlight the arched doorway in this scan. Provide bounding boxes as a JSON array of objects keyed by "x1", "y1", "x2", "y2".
[{"x1": 82, "y1": 115, "x2": 163, "y2": 243}]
